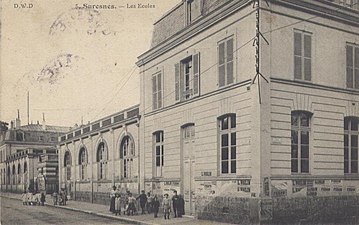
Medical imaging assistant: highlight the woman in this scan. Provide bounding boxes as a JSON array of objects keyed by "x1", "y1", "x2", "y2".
[{"x1": 109, "y1": 186, "x2": 117, "y2": 213}]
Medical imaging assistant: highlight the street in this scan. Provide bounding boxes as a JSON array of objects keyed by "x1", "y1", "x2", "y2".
[{"x1": 0, "y1": 197, "x2": 126, "y2": 225}]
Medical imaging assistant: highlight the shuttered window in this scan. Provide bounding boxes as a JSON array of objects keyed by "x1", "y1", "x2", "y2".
[
  {"x1": 218, "y1": 37, "x2": 234, "y2": 87},
  {"x1": 152, "y1": 72, "x2": 162, "y2": 110},
  {"x1": 175, "y1": 53, "x2": 200, "y2": 102},
  {"x1": 346, "y1": 44, "x2": 359, "y2": 89},
  {"x1": 294, "y1": 31, "x2": 312, "y2": 81}
]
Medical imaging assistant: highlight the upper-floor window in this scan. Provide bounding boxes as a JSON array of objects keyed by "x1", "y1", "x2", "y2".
[
  {"x1": 16, "y1": 132, "x2": 24, "y2": 141},
  {"x1": 346, "y1": 44, "x2": 359, "y2": 89},
  {"x1": 337, "y1": 0, "x2": 359, "y2": 10},
  {"x1": 175, "y1": 53, "x2": 200, "y2": 101},
  {"x1": 153, "y1": 131, "x2": 164, "y2": 177},
  {"x1": 344, "y1": 117, "x2": 358, "y2": 174},
  {"x1": 186, "y1": 0, "x2": 201, "y2": 25},
  {"x1": 218, "y1": 37, "x2": 234, "y2": 87},
  {"x1": 219, "y1": 114, "x2": 236, "y2": 174},
  {"x1": 120, "y1": 135, "x2": 135, "y2": 179},
  {"x1": 79, "y1": 147, "x2": 88, "y2": 180},
  {"x1": 291, "y1": 111, "x2": 312, "y2": 173},
  {"x1": 294, "y1": 30, "x2": 312, "y2": 81},
  {"x1": 97, "y1": 142, "x2": 108, "y2": 180},
  {"x1": 152, "y1": 72, "x2": 162, "y2": 110}
]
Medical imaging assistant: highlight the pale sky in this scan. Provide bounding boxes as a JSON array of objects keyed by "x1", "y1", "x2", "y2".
[{"x1": 0, "y1": 0, "x2": 179, "y2": 127}]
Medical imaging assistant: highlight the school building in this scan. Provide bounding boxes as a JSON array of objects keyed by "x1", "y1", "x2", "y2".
[
  {"x1": 57, "y1": 105, "x2": 140, "y2": 205},
  {"x1": 136, "y1": 0, "x2": 359, "y2": 223}
]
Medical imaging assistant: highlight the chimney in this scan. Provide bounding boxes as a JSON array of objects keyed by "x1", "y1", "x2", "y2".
[
  {"x1": 42, "y1": 113, "x2": 46, "y2": 130},
  {"x1": 15, "y1": 109, "x2": 21, "y2": 128}
]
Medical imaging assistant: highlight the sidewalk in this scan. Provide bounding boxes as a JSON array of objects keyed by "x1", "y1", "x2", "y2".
[{"x1": 0, "y1": 192, "x2": 232, "y2": 225}]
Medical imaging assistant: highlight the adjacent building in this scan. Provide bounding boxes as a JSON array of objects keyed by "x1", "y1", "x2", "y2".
[
  {"x1": 136, "y1": 0, "x2": 359, "y2": 223},
  {"x1": 0, "y1": 114, "x2": 69, "y2": 193},
  {"x1": 58, "y1": 105, "x2": 140, "y2": 204}
]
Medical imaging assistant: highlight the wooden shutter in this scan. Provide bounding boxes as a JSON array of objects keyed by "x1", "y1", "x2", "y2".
[
  {"x1": 157, "y1": 72, "x2": 162, "y2": 108},
  {"x1": 347, "y1": 45, "x2": 353, "y2": 88},
  {"x1": 355, "y1": 47, "x2": 359, "y2": 89},
  {"x1": 218, "y1": 42, "x2": 225, "y2": 87},
  {"x1": 226, "y1": 39, "x2": 234, "y2": 84},
  {"x1": 294, "y1": 32, "x2": 302, "y2": 80},
  {"x1": 175, "y1": 63, "x2": 180, "y2": 101},
  {"x1": 303, "y1": 34, "x2": 311, "y2": 81},
  {"x1": 152, "y1": 75, "x2": 157, "y2": 109},
  {"x1": 193, "y1": 52, "x2": 200, "y2": 96}
]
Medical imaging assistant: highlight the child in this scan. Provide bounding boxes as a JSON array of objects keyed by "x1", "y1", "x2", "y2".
[
  {"x1": 163, "y1": 193, "x2": 171, "y2": 220},
  {"x1": 52, "y1": 191, "x2": 58, "y2": 205},
  {"x1": 127, "y1": 193, "x2": 136, "y2": 216},
  {"x1": 152, "y1": 195, "x2": 160, "y2": 218},
  {"x1": 115, "y1": 193, "x2": 121, "y2": 215}
]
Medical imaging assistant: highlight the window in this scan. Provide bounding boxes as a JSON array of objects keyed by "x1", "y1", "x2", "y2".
[
  {"x1": 17, "y1": 164, "x2": 21, "y2": 184},
  {"x1": 97, "y1": 142, "x2": 108, "y2": 180},
  {"x1": 152, "y1": 72, "x2": 162, "y2": 110},
  {"x1": 153, "y1": 131, "x2": 164, "y2": 177},
  {"x1": 219, "y1": 114, "x2": 236, "y2": 174},
  {"x1": 79, "y1": 147, "x2": 88, "y2": 180},
  {"x1": 175, "y1": 53, "x2": 200, "y2": 101},
  {"x1": 218, "y1": 37, "x2": 234, "y2": 87},
  {"x1": 12, "y1": 165, "x2": 15, "y2": 184},
  {"x1": 294, "y1": 30, "x2": 312, "y2": 81},
  {"x1": 16, "y1": 132, "x2": 24, "y2": 141},
  {"x1": 120, "y1": 135, "x2": 135, "y2": 179},
  {"x1": 346, "y1": 44, "x2": 359, "y2": 89},
  {"x1": 64, "y1": 151, "x2": 72, "y2": 180},
  {"x1": 337, "y1": 0, "x2": 359, "y2": 10},
  {"x1": 344, "y1": 117, "x2": 359, "y2": 174},
  {"x1": 291, "y1": 111, "x2": 311, "y2": 173},
  {"x1": 186, "y1": 0, "x2": 201, "y2": 25}
]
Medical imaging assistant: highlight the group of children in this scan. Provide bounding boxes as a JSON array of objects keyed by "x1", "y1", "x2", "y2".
[{"x1": 21, "y1": 191, "x2": 46, "y2": 206}]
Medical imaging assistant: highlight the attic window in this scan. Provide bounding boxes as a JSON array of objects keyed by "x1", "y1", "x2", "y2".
[{"x1": 186, "y1": 0, "x2": 201, "y2": 25}]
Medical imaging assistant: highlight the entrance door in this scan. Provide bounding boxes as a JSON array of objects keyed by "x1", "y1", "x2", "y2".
[{"x1": 182, "y1": 125, "x2": 195, "y2": 215}]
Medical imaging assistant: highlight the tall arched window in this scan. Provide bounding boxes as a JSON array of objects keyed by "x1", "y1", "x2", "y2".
[
  {"x1": 291, "y1": 111, "x2": 312, "y2": 173},
  {"x1": 23, "y1": 162, "x2": 28, "y2": 185},
  {"x1": 218, "y1": 114, "x2": 237, "y2": 174},
  {"x1": 344, "y1": 117, "x2": 359, "y2": 174},
  {"x1": 12, "y1": 165, "x2": 16, "y2": 184},
  {"x1": 7, "y1": 166, "x2": 10, "y2": 185},
  {"x1": 64, "y1": 151, "x2": 72, "y2": 180},
  {"x1": 120, "y1": 135, "x2": 135, "y2": 179},
  {"x1": 79, "y1": 147, "x2": 88, "y2": 180},
  {"x1": 97, "y1": 142, "x2": 108, "y2": 180},
  {"x1": 17, "y1": 163, "x2": 21, "y2": 184}
]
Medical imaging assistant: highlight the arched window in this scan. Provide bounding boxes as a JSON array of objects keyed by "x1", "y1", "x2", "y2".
[
  {"x1": 97, "y1": 142, "x2": 108, "y2": 180},
  {"x1": 17, "y1": 163, "x2": 21, "y2": 184},
  {"x1": 24, "y1": 162, "x2": 27, "y2": 173},
  {"x1": 12, "y1": 165, "x2": 16, "y2": 184},
  {"x1": 344, "y1": 117, "x2": 359, "y2": 174},
  {"x1": 291, "y1": 111, "x2": 312, "y2": 173},
  {"x1": 120, "y1": 135, "x2": 135, "y2": 179},
  {"x1": 7, "y1": 166, "x2": 10, "y2": 185},
  {"x1": 79, "y1": 147, "x2": 88, "y2": 180},
  {"x1": 64, "y1": 151, "x2": 72, "y2": 180},
  {"x1": 218, "y1": 114, "x2": 237, "y2": 174}
]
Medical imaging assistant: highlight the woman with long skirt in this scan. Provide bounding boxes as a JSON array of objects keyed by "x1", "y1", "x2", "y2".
[{"x1": 109, "y1": 186, "x2": 117, "y2": 213}]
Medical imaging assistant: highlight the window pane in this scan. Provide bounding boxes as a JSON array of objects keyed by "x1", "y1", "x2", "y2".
[
  {"x1": 156, "y1": 146, "x2": 160, "y2": 156},
  {"x1": 156, "y1": 156, "x2": 160, "y2": 166},
  {"x1": 294, "y1": 56, "x2": 302, "y2": 79},
  {"x1": 231, "y1": 132, "x2": 236, "y2": 146},
  {"x1": 345, "y1": 134, "x2": 349, "y2": 147},
  {"x1": 291, "y1": 159, "x2": 298, "y2": 173},
  {"x1": 155, "y1": 133, "x2": 160, "y2": 143},
  {"x1": 222, "y1": 134, "x2": 228, "y2": 147},
  {"x1": 222, "y1": 161, "x2": 228, "y2": 174},
  {"x1": 291, "y1": 145, "x2": 298, "y2": 158},
  {"x1": 351, "y1": 161, "x2": 358, "y2": 173},
  {"x1": 344, "y1": 147, "x2": 349, "y2": 160},
  {"x1": 304, "y1": 35, "x2": 311, "y2": 58},
  {"x1": 219, "y1": 65, "x2": 225, "y2": 87},
  {"x1": 219, "y1": 43, "x2": 225, "y2": 65},
  {"x1": 231, "y1": 160, "x2": 236, "y2": 174},
  {"x1": 231, "y1": 115, "x2": 236, "y2": 128},
  {"x1": 301, "y1": 115, "x2": 310, "y2": 127},
  {"x1": 158, "y1": 90, "x2": 162, "y2": 108},
  {"x1": 344, "y1": 159, "x2": 349, "y2": 173},
  {"x1": 301, "y1": 160, "x2": 309, "y2": 173},
  {"x1": 221, "y1": 117, "x2": 228, "y2": 130},
  {"x1": 352, "y1": 135, "x2": 358, "y2": 147},
  {"x1": 304, "y1": 58, "x2": 311, "y2": 81},
  {"x1": 157, "y1": 73, "x2": 162, "y2": 89},
  {"x1": 231, "y1": 147, "x2": 236, "y2": 159},
  {"x1": 352, "y1": 120, "x2": 358, "y2": 131},
  {"x1": 291, "y1": 130, "x2": 298, "y2": 145},
  {"x1": 294, "y1": 32, "x2": 302, "y2": 56},
  {"x1": 291, "y1": 115, "x2": 298, "y2": 126},
  {"x1": 345, "y1": 119, "x2": 350, "y2": 131},
  {"x1": 347, "y1": 45, "x2": 353, "y2": 67},
  {"x1": 355, "y1": 47, "x2": 359, "y2": 68},
  {"x1": 355, "y1": 68, "x2": 359, "y2": 89},
  {"x1": 352, "y1": 148, "x2": 358, "y2": 160},
  {"x1": 227, "y1": 62, "x2": 234, "y2": 84},
  {"x1": 222, "y1": 147, "x2": 229, "y2": 160},
  {"x1": 301, "y1": 145, "x2": 309, "y2": 159},
  {"x1": 347, "y1": 67, "x2": 354, "y2": 88},
  {"x1": 301, "y1": 131, "x2": 309, "y2": 145},
  {"x1": 227, "y1": 39, "x2": 234, "y2": 62}
]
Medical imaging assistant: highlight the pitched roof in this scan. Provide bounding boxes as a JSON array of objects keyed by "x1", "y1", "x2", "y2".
[{"x1": 19, "y1": 124, "x2": 70, "y2": 133}]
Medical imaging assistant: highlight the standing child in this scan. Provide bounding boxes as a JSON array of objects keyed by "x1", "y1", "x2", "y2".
[
  {"x1": 52, "y1": 191, "x2": 58, "y2": 205},
  {"x1": 152, "y1": 195, "x2": 160, "y2": 218},
  {"x1": 163, "y1": 193, "x2": 171, "y2": 220},
  {"x1": 127, "y1": 193, "x2": 136, "y2": 216},
  {"x1": 114, "y1": 193, "x2": 121, "y2": 216}
]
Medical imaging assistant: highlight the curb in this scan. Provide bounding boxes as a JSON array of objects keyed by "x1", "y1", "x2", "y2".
[{"x1": 0, "y1": 195, "x2": 156, "y2": 225}]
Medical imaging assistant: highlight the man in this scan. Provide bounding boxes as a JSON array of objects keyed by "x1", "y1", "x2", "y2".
[
  {"x1": 146, "y1": 192, "x2": 153, "y2": 213},
  {"x1": 136, "y1": 190, "x2": 147, "y2": 214},
  {"x1": 171, "y1": 190, "x2": 179, "y2": 218}
]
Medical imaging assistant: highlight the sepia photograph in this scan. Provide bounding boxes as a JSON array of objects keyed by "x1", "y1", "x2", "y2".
[{"x1": 0, "y1": 0, "x2": 358, "y2": 224}]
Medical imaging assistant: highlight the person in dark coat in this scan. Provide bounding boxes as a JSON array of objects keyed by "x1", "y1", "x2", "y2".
[
  {"x1": 152, "y1": 195, "x2": 160, "y2": 218},
  {"x1": 40, "y1": 193, "x2": 46, "y2": 206},
  {"x1": 171, "y1": 190, "x2": 179, "y2": 218},
  {"x1": 177, "y1": 194, "x2": 185, "y2": 217},
  {"x1": 136, "y1": 190, "x2": 148, "y2": 214},
  {"x1": 109, "y1": 186, "x2": 117, "y2": 213}
]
